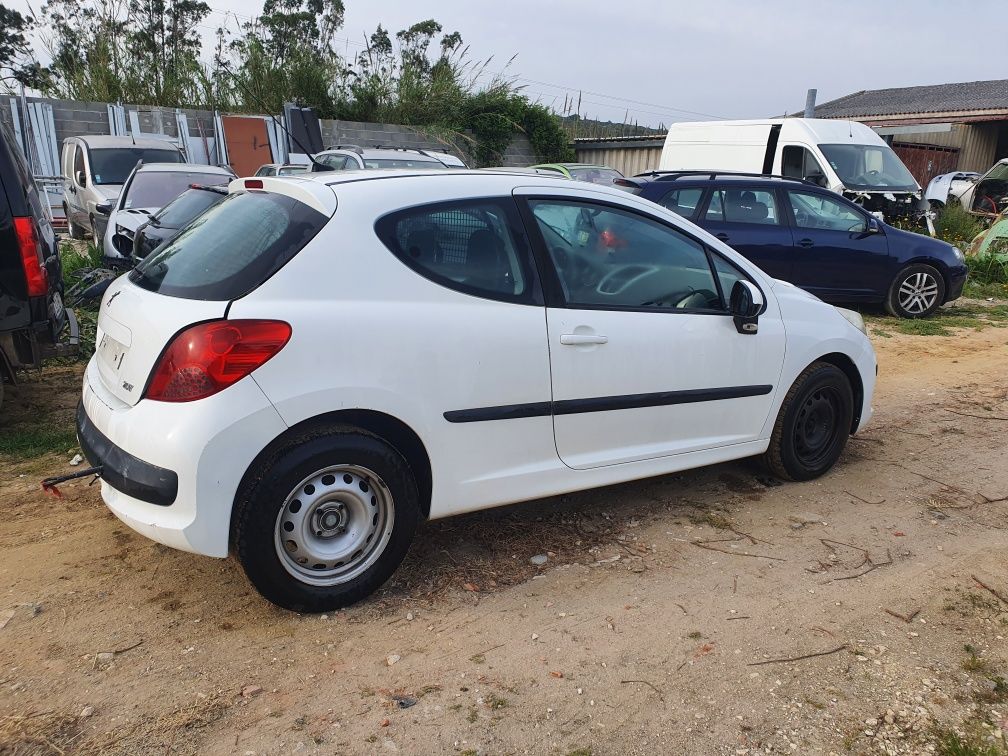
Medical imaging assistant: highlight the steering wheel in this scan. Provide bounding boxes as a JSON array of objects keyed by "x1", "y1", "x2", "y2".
[
  {"x1": 854, "y1": 170, "x2": 882, "y2": 185},
  {"x1": 642, "y1": 288, "x2": 719, "y2": 309},
  {"x1": 795, "y1": 209, "x2": 810, "y2": 227}
]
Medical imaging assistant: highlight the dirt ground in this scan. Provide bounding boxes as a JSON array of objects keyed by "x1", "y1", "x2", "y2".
[{"x1": 1, "y1": 314, "x2": 1007, "y2": 756}]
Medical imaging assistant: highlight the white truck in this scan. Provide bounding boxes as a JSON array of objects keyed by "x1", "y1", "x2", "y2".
[{"x1": 658, "y1": 118, "x2": 923, "y2": 221}]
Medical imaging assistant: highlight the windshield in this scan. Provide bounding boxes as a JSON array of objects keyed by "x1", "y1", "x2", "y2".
[
  {"x1": 984, "y1": 162, "x2": 1008, "y2": 182},
  {"x1": 153, "y1": 188, "x2": 227, "y2": 228},
  {"x1": 130, "y1": 191, "x2": 327, "y2": 300},
  {"x1": 363, "y1": 157, "x2": 446, "y2": 169},
  {"x1": 89, "y1": 148, "x2": 182, "y2": 185},
  {"x1": 569, "y1": 167, "x2": 623, "y2": 185},
  {"x1": 122, "y1": 171, "x2": 229, "y2": 211},
  {"x1": 818, "y1": 143, "x2": 918, "y2": 192}
]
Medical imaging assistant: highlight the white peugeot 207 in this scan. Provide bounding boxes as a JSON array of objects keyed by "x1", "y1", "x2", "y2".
[{"x1": 79, "y1": 169, "x2": 876, "y2": 612}]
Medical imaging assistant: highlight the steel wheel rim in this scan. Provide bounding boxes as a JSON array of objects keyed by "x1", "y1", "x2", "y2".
[
  {"x1": 793, "y1": 387, "x2": 842, "y2": 467},
  {"x1": 897, "y1": 272, "x2": 938, "y2": 314},
  {"x1": 274, "y1": 464, "x2": 394, "y2": 587}
]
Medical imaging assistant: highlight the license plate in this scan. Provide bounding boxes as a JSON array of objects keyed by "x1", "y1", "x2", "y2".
[{"x1": 99, "y1": 332, "x2": 127, "y2": 371}]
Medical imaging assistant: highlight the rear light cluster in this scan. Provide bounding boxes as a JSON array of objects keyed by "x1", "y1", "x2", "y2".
[
  {"x1": 145, "y1": 319, "x2": 291, "y2": 402},
  {"x1": 14, "y1": 217, "x2": 49, "y2": 297}
]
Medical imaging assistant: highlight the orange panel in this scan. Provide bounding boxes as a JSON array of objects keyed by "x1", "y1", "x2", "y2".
[{"x1": 222, "y1": 116, "x2": 274, "y2": 177}]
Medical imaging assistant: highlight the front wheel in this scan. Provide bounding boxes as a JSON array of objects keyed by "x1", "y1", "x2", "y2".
[
  {"x1": 232, "y1": 426, "x2": 420, "y2": 612},
  {"x1": 763, "y1": 362, "x2": 854, "y2": 482},
  {"x1": 885, "y1": 264, "x2": 945, "y2": 318}
]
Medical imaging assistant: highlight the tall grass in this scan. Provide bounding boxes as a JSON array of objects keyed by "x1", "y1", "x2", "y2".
[{"x1": 934, "y1": 203, "x2": 984, "y2": 248}]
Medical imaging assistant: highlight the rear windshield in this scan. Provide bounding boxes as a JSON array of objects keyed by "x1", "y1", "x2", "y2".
[
  {"x1": 90, "y1": 147, "x2": 182, "y2": 184},
  {"x1": 153, "y1": 187, "x2": 226, "y2": 228},
  {"x1": 129, "y1": 191, "x2": 327, "y2": 300}
]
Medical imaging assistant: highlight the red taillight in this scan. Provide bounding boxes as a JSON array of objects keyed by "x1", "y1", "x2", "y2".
[
  {"x1": 145, "y1": 320, "x2": 292, "y2": 402},
  {"x1": 244, "y1": 179, "x2": 263, "y2": 189},
  {"x1": 14, "y1": 217, "x2": 48, "y2": 297}
]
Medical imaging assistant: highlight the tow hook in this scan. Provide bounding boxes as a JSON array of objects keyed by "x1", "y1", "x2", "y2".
[{"x1": 41, "y1": 465, "x2": 103, "y2": 498}]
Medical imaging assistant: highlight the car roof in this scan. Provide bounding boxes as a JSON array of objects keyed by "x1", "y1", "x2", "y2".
[
  {"x1": 633, "y1": 171, "x2": 821, "y2": 189},
  {"x1": 70, "y1": 135, "x2": 181, "y2": 151},
  {"x1": 133, "y1": 162, "x2": 234, "y2": 175}
]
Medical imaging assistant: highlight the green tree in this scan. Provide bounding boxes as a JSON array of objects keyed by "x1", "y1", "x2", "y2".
[{"x1": 0, "y1": 2, "x2": 50, "y2": 91}]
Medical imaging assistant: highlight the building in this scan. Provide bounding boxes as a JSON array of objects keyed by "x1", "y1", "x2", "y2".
[{"x1": 811, "y1": 79, "x2": 1008, "y2": 185}]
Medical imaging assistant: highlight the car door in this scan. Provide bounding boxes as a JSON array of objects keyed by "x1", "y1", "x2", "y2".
[
  {"x1": 697, "y1": 185, "x2": 794, "y2": 281},
  {"x1": 68, "y1": 143, "x2": 87, "y2": 224},
  {"x1": 516, "y1": 189, "x2": 786, "y2": 470},
  {"x1": 784, "y1": 189, "x2": 890, "y2": 301}
]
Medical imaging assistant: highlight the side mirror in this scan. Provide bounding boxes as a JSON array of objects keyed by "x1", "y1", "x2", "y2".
[
  {"x1": 95, "y1": 201, "x2": 112, "y2": 215},
  {"x1": 730, "y1": 280, "x2": 763, "y2": 335},
  {"x1": 75, "y1": 170, "x2": 87, "y2": 188},
  {"x1": 866, "y1": 217, "x2": 881, "y2": 233},
  {"x1": 808, "y1": 173, "x2": 828, "y2": 188}
]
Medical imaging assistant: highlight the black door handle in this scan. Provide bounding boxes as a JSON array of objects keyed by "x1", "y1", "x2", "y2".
[
  {"x1": 716, "y1": 233, "x2": 730, "y2": 242},
  {"x1": 798, "y1": 238, "x2": 814, "y2": 248}
]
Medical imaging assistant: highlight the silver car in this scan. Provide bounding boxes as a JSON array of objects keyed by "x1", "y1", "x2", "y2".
[
  {"x1": 101, "y1": 162, "x2": 235, "y2": 265},
  {"x1": 61, "y1": 135, "x2": 184, "y2": 241}
]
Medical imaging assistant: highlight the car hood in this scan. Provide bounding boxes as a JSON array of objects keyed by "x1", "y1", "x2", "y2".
[{"x1": 111, "y1": 207, "x2": 156, "y2": 233}]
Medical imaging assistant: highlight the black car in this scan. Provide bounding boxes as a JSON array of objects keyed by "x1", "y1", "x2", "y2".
[
  {"x1": 621, "y1": 172, "x2": 968, "y2": 318},
  {"x1": 0, "y1": 119, "x2": 77, "y2": 410},
  {"x1": 132, "y1": 184, "x2": 228, "y2": 261}
]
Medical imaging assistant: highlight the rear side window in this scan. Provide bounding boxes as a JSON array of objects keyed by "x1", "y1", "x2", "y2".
[
  {"x1": 658, "y1": 188, "x2": 703, "y2": 218},
  {"x1": 706, "y1": 188, "x2": 780, "y2": 225},
  {"x1": 376, "y1": 199, "x2": 532, "y2": 302},
  {"x1": 130, "y1": 191, "x2": 327, "y2": 300}
]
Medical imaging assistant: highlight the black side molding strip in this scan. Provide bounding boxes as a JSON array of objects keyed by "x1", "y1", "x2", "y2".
[{"x1": 444, "y1": 385, "x2": 773, "y2": 423}]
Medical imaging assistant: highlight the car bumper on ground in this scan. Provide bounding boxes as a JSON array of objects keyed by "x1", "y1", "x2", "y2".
[{"x1": 79, "y1": 358, "x2": 288, "y2": 557}]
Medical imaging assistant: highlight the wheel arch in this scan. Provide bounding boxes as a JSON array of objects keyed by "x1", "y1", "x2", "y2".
[
  {"x1": 814, "y1": 352, "x2": 864, "y2": 433},
  {"x1": 232, "y1": 409, "x2": 433, "y2": 536}
]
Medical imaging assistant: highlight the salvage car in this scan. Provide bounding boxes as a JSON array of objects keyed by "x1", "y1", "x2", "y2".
[
  {"x1": 100, "y1": 163, "x2": 235, "y2": 265},
  {"x1": 924, "y1": 171, "x2": 981, "y2": 209},
  {"x1": 531, "y1": 162, "x2": 625, "y2": 186},
  {"x1": 61, "y1": 135, "x2": 184, "y2": 241},
  {"x1": 311, "y1": 145, "x2": 466, "y2": 171},
  {"x1": 1, "y1": 119, "x2": 77, "y2": 410},
  {"x1": 621, "y1": 171, "x2": 967, "y2": 318},
  {"x1": 132, "y1": 184, "x2": 229, "y2": 260},
  {"x1": 78, "y1": 169, "x2": 876, "y2": 612},
  {"x1": 955, "y1": 159, "x2": 1008, "y2": 218}
]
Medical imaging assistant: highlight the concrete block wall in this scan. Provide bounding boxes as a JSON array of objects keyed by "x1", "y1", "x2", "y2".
[{"x1": 5, "y1": 96, "x2": 541, "y2": 168}]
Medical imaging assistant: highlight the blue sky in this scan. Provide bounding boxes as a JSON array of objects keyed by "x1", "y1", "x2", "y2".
[{"x1": 9, "y1": 0, "x2": 1006, "y2": 125}]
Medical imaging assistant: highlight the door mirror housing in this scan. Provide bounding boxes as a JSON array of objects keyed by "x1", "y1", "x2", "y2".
[
  {"x1": 95, "y1": 201, "x2": 113, "y2": 216},
  {"x1": 866, "y1": 217, "x2": 881, "y2": 234},
  {"x1": 807, "y1": 173, "x2": 828, "y2": 188},
  {"x1": 729, "y1": 280, "x2": 763, "y2": 335},
  {"x1": 75, "y1": 170, "x2": 87, "y2": 188}
]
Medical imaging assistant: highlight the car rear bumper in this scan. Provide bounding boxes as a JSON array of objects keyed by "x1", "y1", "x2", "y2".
[{"x1": 80, "y1": 357, "x2": 288, "y2": 557}]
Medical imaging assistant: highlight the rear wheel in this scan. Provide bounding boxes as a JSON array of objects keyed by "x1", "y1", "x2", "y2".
[
  {"x1": 885, "y1": 263, "x2": 944, "y2": 318},
  {"x1": 763, "y1": 362, "x2": 853, "y2": 482},
  {"x1": 232, "y1": 426, "x2": 419, "y2": 613}
]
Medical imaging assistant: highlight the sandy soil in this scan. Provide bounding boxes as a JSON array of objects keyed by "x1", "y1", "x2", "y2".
[{"x1": 1, "y1": 322, "x2": 1006, "y2": 755}]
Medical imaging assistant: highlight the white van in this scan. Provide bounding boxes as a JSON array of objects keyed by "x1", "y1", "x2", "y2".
[
  {"x1": 658, "y1": 119, "x2": 922, "y2": 219},
  {"x1": 61, "y1": 135, "x2": 184, "y2": 240}
]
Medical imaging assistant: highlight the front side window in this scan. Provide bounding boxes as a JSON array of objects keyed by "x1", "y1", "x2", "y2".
[
  {"x1": 376, "y1": 200, "x2": 530, "y2": 301},
  {"x1": 705, "y1": 188, "x2": 780, "y2": 225},
  {"x1": 89, "y1": 147, "x2": 182, "y2": 185},
  {"x1": 782, "y1": 146, "x2": 827, "y2": 184},
  {"x1": 659, "y1": 188, "x2": 703, "y2": 218},
  {"x1": 318, "y1": 154, "x2": 347, "y2": 170},
  {"x1": 73, "y1": 145, "x2": 85, "y2": 179},
  {"x1": 529, "y1": 200, "x2": 723, "y2": 311},
  {"x1": 788, "y1": 190, "x2": 867, "y2": 232}
]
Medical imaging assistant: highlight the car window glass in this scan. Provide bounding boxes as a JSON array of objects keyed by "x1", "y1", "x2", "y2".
[
  {"x1": 122, "y1": 170, "x2": 229, "y2": 210},
  {"x1": 529, "y1": 200, "x2": 722, "y2": 311},
  {"x1": 782, "y1": 146, "x2": 826, "y2": 183},
  {"x1": 378, "y1": 200, "x2": 529, "y2": 300},
  {"x1": 73, "y1": 145, "x2": 85, "y2": 179},
  {"x1": 709, "y1": 252, "x2": 747, "y2": 305},
  {"x1": 89, "y1": 148, "x2": 182, "y2": 185},
  {"x1": 255, "y1": 166, "x2": 275, "y2": 176},
  {"x1": 318, "y1": 154, "x2": 347, "y2": 170},
  {"x1": 705, "y1": 189, "x2": 779, "y2": 225},
  {"x1": 659, "y1": 188, "x2": 703, "y2": 218},
  {"x1": 788, "y1": 191, "x2": 867, "y2": 232},
  {"x1": 154, "y1": 188, "x2": 225, "y2": 228},
  {"x1": 364, "y1": 157, "x2": 445, "y2": 169}
]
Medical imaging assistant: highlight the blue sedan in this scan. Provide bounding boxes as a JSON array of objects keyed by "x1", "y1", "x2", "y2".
[{"x1": 620, "y1": 172, "x2": 967, "y2": 318}]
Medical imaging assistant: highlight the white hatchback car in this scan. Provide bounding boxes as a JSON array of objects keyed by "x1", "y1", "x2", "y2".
[{"x1": 79, "y1": 170, "x2": 876, "y2": 612}]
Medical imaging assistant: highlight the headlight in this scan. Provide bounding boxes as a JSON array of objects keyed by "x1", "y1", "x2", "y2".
[{"x1": 836, "y1": 307, "x2": 867, "y2": 335}]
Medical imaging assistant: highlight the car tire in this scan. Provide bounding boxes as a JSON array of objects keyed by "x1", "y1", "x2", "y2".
[
  {"x1": 762, "y1": 362, "x2": 853, "y2": 482},
  {"x1": 232, "y1": 425, "x2": 420, "y2": 613},
  {"x1": 885, "y1": 264, "x2": 945, "y2": 318},
  {"x1": 64, "y1": 204, "x2": 85, "y2": 240}
]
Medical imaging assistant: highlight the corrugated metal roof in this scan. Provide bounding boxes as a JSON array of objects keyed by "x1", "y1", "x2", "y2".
[{"x1": 813, "y1": 79, "x2": 1008, "y2": 118}]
